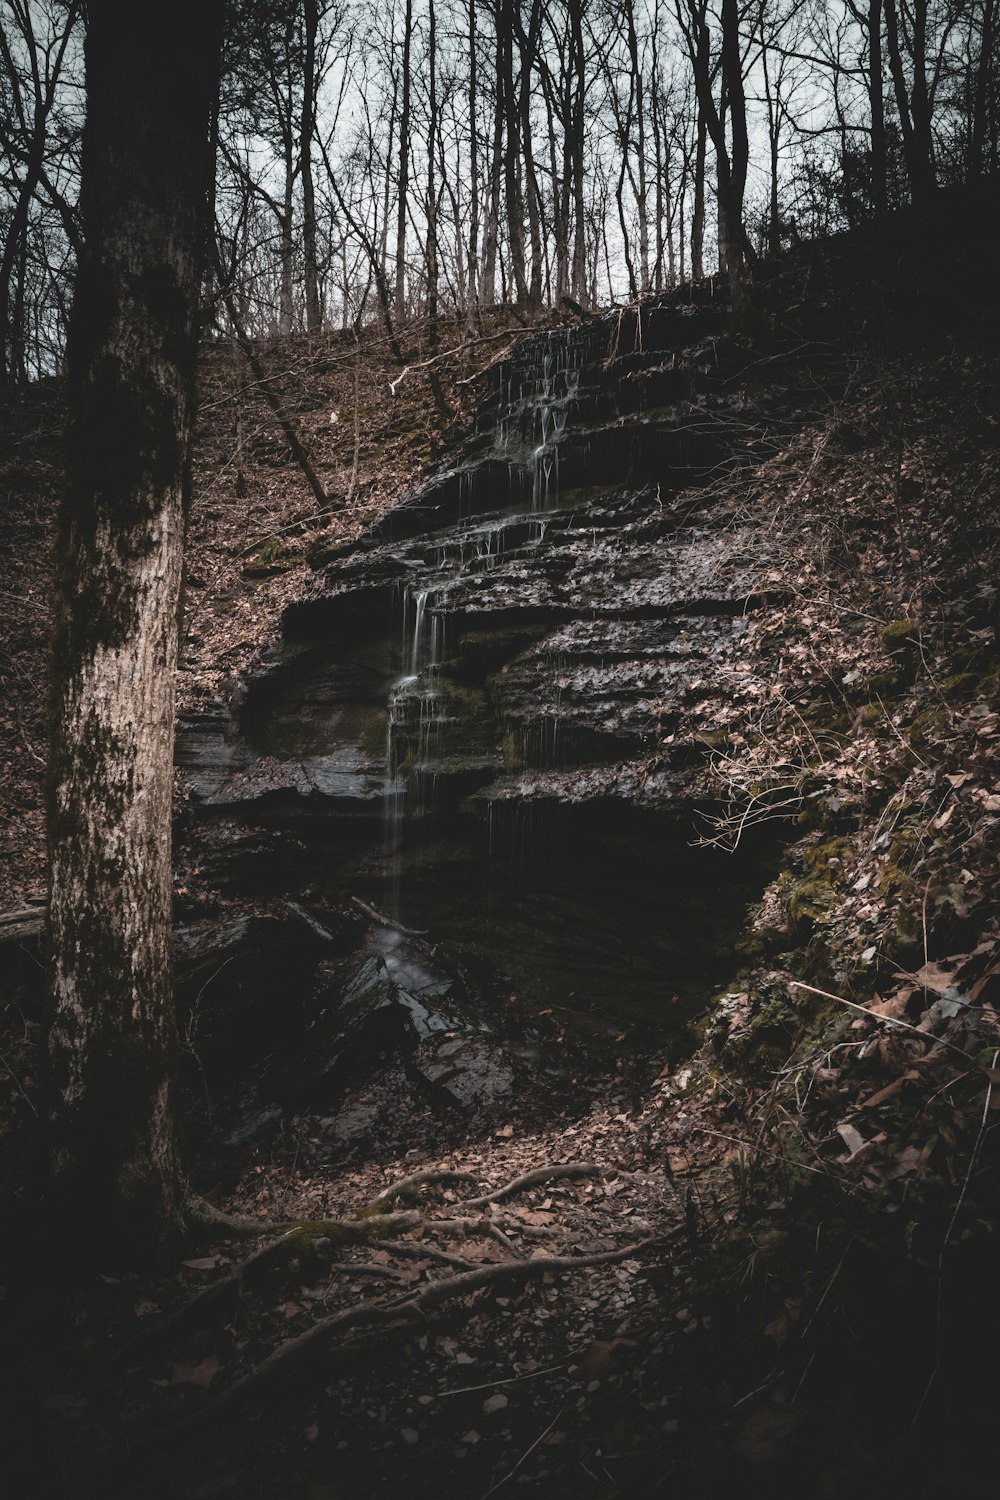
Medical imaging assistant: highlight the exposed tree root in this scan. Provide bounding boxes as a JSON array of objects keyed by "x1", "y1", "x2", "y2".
[
  {"x1": 370, "y1": 1166, "x2": 480, "y2": 1208},
  {"x1": 121, "y1": 1240, "x2": 654, "y2": 1459},
  {"x1": 458, "y1": 1163, "x2": 610, "y2": 1210},
  {"x1": 114, "y1": 1198, "x2": 547, "y2": 1372},
  {"x1": 183, "y1": 1192, "x2": 281, "y2": 1237},
  {"x1": 90, "y1": 1156, "x2": 659, "y2": 1491}
]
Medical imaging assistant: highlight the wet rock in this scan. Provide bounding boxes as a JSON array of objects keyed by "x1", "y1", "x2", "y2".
[
  {"x1": 281, "y1": 954, "x2": 416, "y2": 1114},
  {"x1": 175, "y1": 822, "x2": 313, "y2": 894},
  {"x1": 174, "y1": 285, "x2": 794, "y2": 1038},
  {"x1": 411, "y1": 1033, "x2": 514, "y2": 1108},
  {"x1": 176, "y1": 697, "x2": 252, "y2": 802}
]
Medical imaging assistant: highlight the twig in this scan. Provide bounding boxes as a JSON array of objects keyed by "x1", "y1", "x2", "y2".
[
  {"x1": 437, "y1": 1359, "x2": 572, "y2": 1398},
  {"x1": 694, "y1": 1127, "x2": 833, "y2": 1180},
  {"x1": 390, "y1": 320, "x2": 562, "y2": 394},
  {"x1": 481, "y1": 1402, "x2": 569, "y2": 1497},
  {"x1": 789, "y1": 981, "x2": 979, "y2": 1064}
]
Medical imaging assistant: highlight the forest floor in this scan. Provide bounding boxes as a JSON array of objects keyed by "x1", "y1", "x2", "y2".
[{"x1": 2, "y1": 202, "x2": 1000, "y2": 1498}]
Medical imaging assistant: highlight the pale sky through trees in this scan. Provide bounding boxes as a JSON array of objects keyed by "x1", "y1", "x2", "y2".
[{"x1": 1, "y1": 0, "x2": 994, "y2": 373}]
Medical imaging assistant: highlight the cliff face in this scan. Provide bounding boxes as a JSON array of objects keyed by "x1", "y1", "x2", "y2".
[{"x1": 175, "y1": 284, "x2": 793, "y2": 1031}]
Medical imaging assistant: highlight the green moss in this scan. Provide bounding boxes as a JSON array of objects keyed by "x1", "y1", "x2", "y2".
[
  {"x1": 736, "y1": 925, "x2": 787, "y2": 963},
  {"x1": 502, "y1": 726, "x2": 524, "y2": 770},
  {"x1": 878, "y1": 828, "x2": 921, "y2": 902},
  {"x1": 881, "y1": 618, "x2": 919, "y2": 652},
  {"x1": 802, "y1": 836, "x2": 854, "y2": 875},
  {"x1": 904, "y1": 704, "x2": 950, "y2": 749},
  {"x1": 242, "y1": 538, "x2": 306, "y2": 579},
  {"x1": 864, "y1": 669, "x2": 905, "y2": 698},
  {"x1": 694, "y1": 728, "x2": 728, "y2": 751},
  {"x1": 937, "y1": 672, "x2": 975, "y2": 701},
  {"x1": 786, "y1": 838, "x2": 854, "y2": 937}
]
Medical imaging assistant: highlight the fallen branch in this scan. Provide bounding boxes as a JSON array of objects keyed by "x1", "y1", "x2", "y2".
[
  {"x1": 350, "y1": 895, "x2": 428, "y2": 937},
  {"x1": 0, "y1": 905, "x2": 45, "y2": 947}
]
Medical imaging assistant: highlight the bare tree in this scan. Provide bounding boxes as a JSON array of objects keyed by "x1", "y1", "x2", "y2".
[
  {"x1": 0, "y1": 0, "x2": 82, "y2": 381},
  {"x1": 47, "y1": 0, "x2": 222, "y2": 1261}
]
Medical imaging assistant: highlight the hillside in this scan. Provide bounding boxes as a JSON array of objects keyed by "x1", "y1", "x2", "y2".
[{"x1": 1, "y1": 189, "x2": 1000, "y2": 1498}]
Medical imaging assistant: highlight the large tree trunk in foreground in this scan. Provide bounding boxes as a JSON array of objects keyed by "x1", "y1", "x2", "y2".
[{"x1": 46, "y1": 0, "x2": 221, "y2": 1263}]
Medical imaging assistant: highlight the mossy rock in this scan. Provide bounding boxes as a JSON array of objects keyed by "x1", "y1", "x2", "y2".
[
  {"x1": 788, "y1": 879, "x2": 836, "y2": 934},
  {"x1": 802, "y1": 836, "x2": 853, "y2": 874},
  {"x1": 862, "y1": 668, "x2": 906, "y2": 699},
  {"x1": 362, "y1": 710, "x2": 390, "y2": 760},
  {"x1": 881, "y1": 618, "x2": 919, "y2": 654},
  {"x1": 904, "y1": 703, "x2": 951, "y2": 749},
  {"x1": 242, "y1": 538, "x2": 306, "y2": 579},
  {"x1": 937, "y1": 672, "x2": 976, "y2": 702},
  {"x1": 694, "y1": 728, "x2": 729, "y2": 751}
]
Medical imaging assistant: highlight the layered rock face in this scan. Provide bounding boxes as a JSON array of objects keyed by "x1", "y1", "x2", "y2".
[{"x1": 176, "y1": 286, "x2": 798, "y2": 1033}]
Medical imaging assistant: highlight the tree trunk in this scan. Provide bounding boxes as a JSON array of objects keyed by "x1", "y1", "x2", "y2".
[
  {"x1": 480, "y1": 43, "x2": 505, "y2": 308},
  {"x1": 47, "y1": 0, "x2": 222, "y2": 1265},
  {"x1": 884, "y1": 0, "x2": 935, "y2": 204},
  {"x1": 692, "y1": 89, "x2": 707, "y2": 279},
  {"x1": 501, "y1": 0, "x2": 528, "y2": 303},
  {"x1": 568, "y1": 0, "x2": 588, "y2": 303},
  {"x1": 869, "y1": 0, "x2": 887, "y2": 215},
  {"x1": 466, "y1": 0, "x2": 480, "y2": 327},
  {"x1": 300, "y1": 0, "x2": 322, "y2": 331},
  {"x1": 394, "y1": 0, "x2": 412, "y2": 320}
]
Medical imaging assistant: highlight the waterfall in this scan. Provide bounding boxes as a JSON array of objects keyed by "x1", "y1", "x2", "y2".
[{"x1": 380, "y1": 325, "x2": 589, "y2": 911}]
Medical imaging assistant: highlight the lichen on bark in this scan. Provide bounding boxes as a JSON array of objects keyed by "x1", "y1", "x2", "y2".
[{"x1": 45, "y1": 0, "x2": 222, "y2": 1265}]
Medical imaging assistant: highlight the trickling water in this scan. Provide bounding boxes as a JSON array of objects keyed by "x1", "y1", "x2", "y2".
[
  {"x1": 194, "y1": 302, "x2": 781, "y2": 1043},
  {"x1": 380, "y1": 326, "x2": 595, "y2": 917},
  {"x1": 410, "y1": 588, "x2": 431, "y2": 676}
]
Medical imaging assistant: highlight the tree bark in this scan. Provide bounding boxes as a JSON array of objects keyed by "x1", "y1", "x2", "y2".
[
  {"x1": 466, "y1": 0, "x2": 481, "y2": 327},
  {"x1": 394, "y1": 0, "x2": 413, "y2": 320},
  {"x1": 47, "y1": 0, "x2": 222, "y2": 1265},
  {"x1": 300, "y1": 0, "x2": 322, "y2": 332},
  {"x1": 500, "y1": 0, "x2": 529, "y2": 304}
]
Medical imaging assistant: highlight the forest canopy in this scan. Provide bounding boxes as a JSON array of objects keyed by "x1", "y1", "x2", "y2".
[{"x1": 2, "y1": 0, "x2": 997, "y2": 381}]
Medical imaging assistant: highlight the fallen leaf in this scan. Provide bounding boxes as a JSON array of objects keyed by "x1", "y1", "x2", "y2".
[
  {"x1": 170, "y1": 1354, "x2": 223, "y2": 1389},
  {"x1": 908, "y1": 962, "x2": 960, "y2": 993},
  {"x1": 181, "y1": 1255, "x2": 222, "y2": 1271},
  {"x1": 483, "y1": 1393, "x2": 508, "y2": 1414},
  {"x1": 836, "y1": 1122, "x2": 867, "y2": 1156},
  {"x1": 870, "y1": 986, "x2": 914, "y2": 1018}
]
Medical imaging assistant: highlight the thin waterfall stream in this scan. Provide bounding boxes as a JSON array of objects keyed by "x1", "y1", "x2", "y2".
[{"x1": 178, "y1": 296, "x2": 786, "y2": 1062}]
